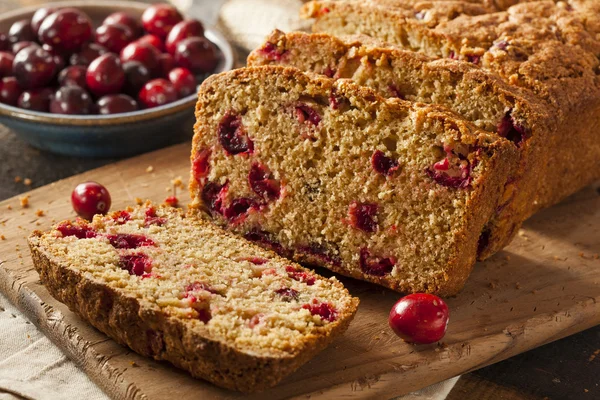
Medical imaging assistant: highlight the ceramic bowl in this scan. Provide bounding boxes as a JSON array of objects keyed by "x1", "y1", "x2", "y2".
[{"x1": 0, "y1": 1, "x2": 234, "y2": 157}]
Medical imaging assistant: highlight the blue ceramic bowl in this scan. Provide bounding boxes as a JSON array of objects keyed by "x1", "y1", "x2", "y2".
[{"x1": 0, "y1": 1, "x2": 234, "y2": 158}]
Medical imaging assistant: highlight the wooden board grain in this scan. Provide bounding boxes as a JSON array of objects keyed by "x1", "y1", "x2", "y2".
[{"x1": 0, "y1": 142, "x2": 599, "y2": 400}]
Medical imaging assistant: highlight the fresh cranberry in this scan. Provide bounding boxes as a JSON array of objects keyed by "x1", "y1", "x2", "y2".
[
  {"x1": 106, "y1": 233, "x2": 155, "y2": 249},
  {"x1": 138, "y1": 78, "x2": 177, "y2": 108},
  {"x1": 372, "y1": 150, "x2": 399, "y2": 176},
  {"x1": 222, "y1": 197, "x2": 259, "y2": 223},
  {"x1": 95, "y1": 23, "x2": 134, "y2": 54},
  {"x1": 50, "y1": 86, "x2": 93, "y2": 114},
  {"x1": 17, "y1": 88, "x2": 52, "y2": 112},
  {"x1": 120, "y1": 42, "x2": 159, "y2": 76},
  {"x1": 244, "y1": 230, "x2": 289, "y2": 257},
  {"x1": 295, "y1": 103, "x2": 321, "y2": 126},
  {"x1": 164, "y1": 195, "x2": 178, "y2": 207},
  {"x1": 275, "y1": 287, "x2": 299, "y2": 301},
  {"x1": 103, "y1": 12, "x2": 142, "y2": 38},
  {"x1": 165, "y1": 19, "x2": 205, "y2": 55},
  {"x1": 286, "y1": 265, "x2": 316, "y2": 286},
  {"x1": 137, "y1": 34, "x2": 165, "y2": 53},
  {"x1": 248, "y1": 163, "x2": 280, "y2": 201},
  {"x1": 71, "y1": 181, "x2": 111, "y2": 220},
  {"x1": 497, "y1": 110, "x2": 527, "y2": 147},
  {"x1": 31, "y1": 7, "x2": 56, "y2": 35},
  {"x1": 141, "y1": 4, "x2": 183, "y2": 39},
  {"x1": 192, "y1": 148, "x2": 211, "y2": 183},
  {"x1": 302, "y1": 300, "x2": 337, "y2": 322},
  {"x1": 158, "y1": 53, "x2": 175, "y2": 77},
  {"x1": 144, "y1": 206, "x2": 166, "y2": 226},
  {"x1": 69, "y1": 42, "x2": 108, "y2": 67},
  {"x1": 55, "y1": 222, "x2": 97, "y2": 239},
  {"x1": 41, "y1": 44, "x2": 66, "y2": 71},
  {"x1": 0, "y1": 77, "x2": 22, "y2": 106},
  {"x1": 359, "y1": 248, "x2": 395, "y2": 276},
  {"x1": 8, "y1": 19, "x2": 35, "y2": 44},
  {"x1": 96, "y1": 94, "x2": 138, "y2": 114},
  {"x1": 123, "y1": 61, "x2": 151, "y2": 95},
  {"x1": 174, "y1": 37, "x2": 218, "y2": 74},
  {"x1": 120, "y1": 253, "x2": 152, "y2": 276},
  {"x1": 11, "y1": 41, "x2": 35, "y2": 55},
  {"x1": 38, "y1": 8, "x2": 93, "y2": 53},
  {"x1": 0, "y1": 52, "x2": 14, "y2": 77},
  {"x1": 218, "y1": 112, "x2": 253, "y2": 155},
  {"x1": 258, "y1": 42, "x2": 286, "y2": 61},
  {"x1": 0, "y1": 34, "x2": 8, "y2": 52},
  {"x1": 58, "y1": 65, "x2": 87, "y2": 87},
  {"x1": 86, "y1": 53, "x2": 125, "y2": 96},
  {"x1": 389, "y1": 293, "x2": 449, "y2": 344},
  {"x1": 13, "y1": 45, "x2": 57, "y2": 89},
  {"x1": 167, "y1": 67, "x2": 196, "y2": 97},
  {"x1": 348, "y1": 202, "x2": 378, "y2": 233}
]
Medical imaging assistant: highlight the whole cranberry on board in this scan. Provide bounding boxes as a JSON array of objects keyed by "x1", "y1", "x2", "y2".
[
  {"x1": 71, "y1": 182, "x2": 111, "y2": 221},
  {"x1": 389, "y1": 293, "x2": 449, "y2": 344},
  {"x1": 141, "y1": 4, "x2": 183, "y2": 39}
]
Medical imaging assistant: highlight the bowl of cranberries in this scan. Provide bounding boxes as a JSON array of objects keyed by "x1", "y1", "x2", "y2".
[{"x1": 0, "y1": 1, "x2": 233, "y2": 157}]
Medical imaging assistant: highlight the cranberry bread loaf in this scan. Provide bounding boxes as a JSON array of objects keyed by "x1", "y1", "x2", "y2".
[
  {"x1": 28, "y1": 204, "x2": 359, "y2": 392},
  {"x1": 189, "y1": 66, "x2": 518, "y2": 296},
  {"x1": 247, "y1": 30, "x2": 551, "y2": 260},
  {"x1": 301, "y1": 0, "x2": 600, "y2": 256}
]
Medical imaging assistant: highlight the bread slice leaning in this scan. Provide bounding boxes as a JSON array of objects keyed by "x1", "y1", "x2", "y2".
[{"x1": 29, "y1": 204, "x2": 359, "y2": 392}]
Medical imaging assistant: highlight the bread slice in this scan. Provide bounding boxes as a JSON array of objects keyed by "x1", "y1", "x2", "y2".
[
  {"x1": 247, "y1": 30, "x2": 551, "y2": 260},
  {"x1": 299, "y1": 0, "x2": 600, "y2": 254},
  {"x1": 28, "y1": 204, "x2": 359, "y2": 392},
  {"x1": 189, "y1": 65, "x2": 518, "y2": 296}
]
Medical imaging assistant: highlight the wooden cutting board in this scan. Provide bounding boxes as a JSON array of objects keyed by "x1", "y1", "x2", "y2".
[{"x1": 1, "y1": 142, "x2": 599, "y2": 400}]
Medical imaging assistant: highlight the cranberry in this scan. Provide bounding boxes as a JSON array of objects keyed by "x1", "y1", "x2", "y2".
[
  {"x1": 13, "y1": 45, "x2": 57, "y2": 89},
  {"x1": 86, "y1": 53, "x2": 125, "y2": 96},
  {"x1": 158, "y1": 53, "x2": 175, "y2": 77},
  {"x1": 240, "y1": 257, "x2": 268, "y2": 265},
  {"x1": 71, "y1": 182, "x2": 111, "y2": 220},
  {"x1": 195, "y1": 308, "x2": 212, "y2": 323},
  {"x1": 120, "y1": 253, "x2": 152, "y2": 276},
  {"x1": 192, "y1": 148, "x2": 211, "y2": 184},
  {"x1": 96, "y1": 94, "x2": 138, "y2": 114},
  {"x1": 359, "y1": 248, "x2": 395, "y2": 276},
  {"x1": 0, "y1": 77, "x2": 22, "y2": 106},
  {"x1": 302, "y1": 300, "x2": 337, "y2": 322},
  {"x1": 141, "y1": 4, "x2": 183, "y2": 39},
  {"x1": 95, "y1": 23, "x2": 134, "y2": 54},
  {"x1": 388, "y1": 84, "x2": 404, "y2": 99},
  {"x1": 389, "y1": 293, "x2": 449, "y2": 344},
  {"x1": 329, "y1": 88, "x2": 349, "y2": 110},
  {"x1": 218, "y1": 112, "x2": 253, "y2": 155},
  {"x1": 222, "y1": 197, "x2": 259, "y2": 223},
  {"x1": 106, "y1": 233, "x2": 155, "y2": 249},
  {"x1": 348, "y1": 202, "x2": 378, "y2": 233},
  {"x1": 144, "y1": 206, "x2": 166, "y2": 226},
  {"x1": 498, "y1": 110, "x2": 527, "y2": 147},
  {"x1": 258, "y1": 42, "x2": 286, "y2": 61},
  {"x1": 0, "y1": 52, "x2": 14, "y2": 77},
  {"x1": 165, "y1": 19, "x2": 205, "y2": 55},
  {"x1": 69, "y1": 43, "x2": 108, "y2": 67},
  {"x1": 244, "y1": 230, "x2": 290, "y2": 257},
  {"x1": 477, "y1": 228, "x2": 491, "y2": 257},
  {"x1": 164, "y1": 195, "x2": 178, "y2": 207},
  {"x1": 372, "y1": 150, "x2": 399, "y2": 176},
  {"x1": 31, "y1": 7, "x2": 56, "y2": 35},
  {"x1": 137, "y1": 34, "x2": 164, "y2": 53},
  {"x1": 275, "y1": 288, "x2": 299, "y2": 301},
  {"x1": 169, "y1": 68, "x2": 196, "y2": 97},
  {"x1": 41, "y1": 44, "x2": 66, "y2": 71},
  {"x1": 295, "y1": 104, "x2": 321, "y2": 125},
  {"x1": 248, "y1": 163, "x2": 280, "y2": 201},
  {"x1": 138, "y1": 78, "x2": 177, "y2": 108},
  {"x1": 112, "y1": 210, "x2": 131, "y2": 224},
  {"x1": 38, "y1": 8, "x2": 93, "y2": 53},
  {"x1": 17, "y1": 88, "x2": 52, "y2": 112},
  {"x1": 103, "y1": 12, "x2": 142, "y2": 38},
  {"x1": 174, "y1": 37, "x2": 218, "y2": 74},
  {"x1": 8, "y1": 19, "x2": 35, "y2": 44},
  {"x1": 297, "y1": 244, "x2": 341, "y2": 267},
  {"x1": 120, "y1": 42, "x2": 159, "y2": 76},
  {"x1": 55, "y1": 222, "x2": 97, "y2": 239},
  {"x1": 12, "y1": 41, "x2": 36, "y2": 55},
  {"x1": 123, "y1": 61, "x2": 151, "y2": 95},
  {"x1": 0, "y1": 34, "x2": 8, "y2": 52},
  {"x1": 286, "y1": 265, "x2": 316, "y2": 286},
  {"x1": 426, "y1": 152, "x2": 472, "y2": 189},
  {"x1": 467, "y1": 55, "x2": 480, "y2": 64},
  {"x1": 50, "y1": 86, "x2": 93, "y2": 115},
  {"x1": 58, "y1": 65, "x2": 87, "y2": 87},
  {"x1": 185, "y1": 281, "x2": 217, "y2": 295}
]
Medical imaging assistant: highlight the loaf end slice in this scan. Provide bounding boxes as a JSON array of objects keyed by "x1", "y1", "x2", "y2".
[
  {"x1": 29, "y1": 204, "x2": 359, "y2": 392},
  {"x1": 189, "y1": 66, "x2": 519, "y2": 296}
]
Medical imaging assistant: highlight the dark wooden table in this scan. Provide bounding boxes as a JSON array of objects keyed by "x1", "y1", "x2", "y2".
[{"x1": 0, "y1": 1, "x2": 598, "y2": 399}]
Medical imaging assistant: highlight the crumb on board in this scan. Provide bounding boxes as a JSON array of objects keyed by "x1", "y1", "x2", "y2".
[
  {"x1": 19, "y1": 195, "x2": 29, "y2": 208},
  {"x1": 35, "y1": 209, "x2": 44, "y2": 217},
  {"x1": 14, "y1": 176, "x2": 22, "y2": 183},
  {"x1": 594, "y1": 254, "x2": 599, "y2": 260},
  {"x1": 24, "y1": 178, "x2": 32, "y2": 186},
  {"x1": 129, "y1": 361, "x2": 139, "y2": 367},
  {"x1": 505, "y1": 255, "x2": 511, "y2": 261},
  {"x1": 146, "y1": 166, "x2": 154, "y2": 173},
  {"x1": 579, "y1": 252, "x2": 585, "y2": 258},
  {"x1": 515, "y1": 282, "x2": 521, "y2": 290},
  {"x1": 134, "y1": 197, "x2": 144, "y2": 205},
  {"x1": 171, "y1": 176, "x2": 184, "y2": 188},
  {"x1": 0, "y1": 235, "x2": 5, "y2": 240},
  {"x1": 6, "y1": 205, "x2": 12, "y2": 210}
]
